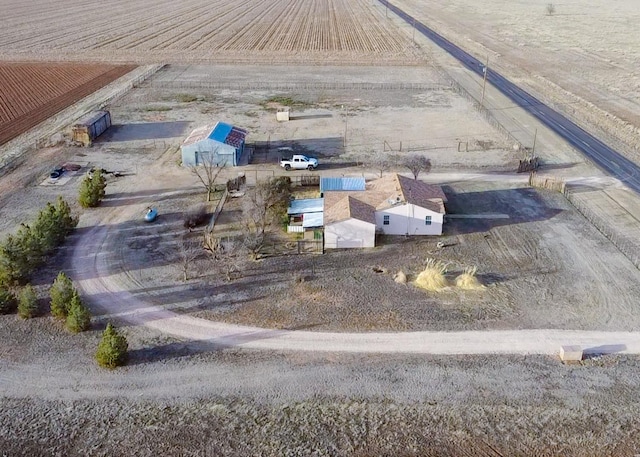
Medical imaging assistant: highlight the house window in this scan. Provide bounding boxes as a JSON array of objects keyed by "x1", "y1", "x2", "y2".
[
  {"x1": 383, "y1": 215, "x2": 390, "y2": 225},
  {"x1": 425, "y1": 216, "x2": 432, "y2": 226}
]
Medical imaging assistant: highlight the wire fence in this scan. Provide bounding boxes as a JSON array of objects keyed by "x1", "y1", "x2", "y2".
[
  {"x1": 529, "y1": 174, "x2": 640, "y2": 269},
  {"x1": 564, "y1": 187, "x2": 640, "y2": 269},
  {"x1": 144, "y1": 81, "x2": 451, "y2": 92}
]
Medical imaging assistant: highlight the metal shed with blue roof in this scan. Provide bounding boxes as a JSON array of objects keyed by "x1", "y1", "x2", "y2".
[
  {"x1": 181, "y1": 122, "x2": 247, "y2": 167},
  {"x1": 320, "y1": 177, "x2": 366, "y2": 194}
]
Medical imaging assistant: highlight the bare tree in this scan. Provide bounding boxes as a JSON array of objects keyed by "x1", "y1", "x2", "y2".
[
  {"x1": 178, "y1": 234, "x2": 202, "y2": 281},
  {"x1": 189, "y1": 150, "x2": 225, "y2": 202},
  {"x1": 242, "y1": 178, "x2": 292, "y2": 236},
  {"x1": 207, "y1": 235, "x2": 246, "y2": 281},
  {"x1": 403, "y1": 154, "x2": 432, "y2": 180},
  {"x1": 369, "y1": 151, "x2": 399, "y2": 178}
]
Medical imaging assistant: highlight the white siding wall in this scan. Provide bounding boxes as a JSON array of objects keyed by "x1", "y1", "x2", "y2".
[
  {"x1": 375, "y1": 203, "x2": 443, "y2": 236},
  {"x1": 324, "y1": 218, "x2": 376, "y2": 249}
]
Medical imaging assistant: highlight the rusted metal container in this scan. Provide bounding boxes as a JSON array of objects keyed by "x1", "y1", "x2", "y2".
[{"x1": 72, "y1": 110, "x2": 111, "y2": 146}]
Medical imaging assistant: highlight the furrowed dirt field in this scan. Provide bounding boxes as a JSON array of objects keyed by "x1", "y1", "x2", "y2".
[
  {"x1": 0, "y1": 0, "x2": 420, "y2": 65},
  {"x1": 0, "y1": 62, "x2": 136, "y2": 145}
]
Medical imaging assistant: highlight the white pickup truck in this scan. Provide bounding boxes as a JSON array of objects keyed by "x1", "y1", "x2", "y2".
[{"x1": 280, "y1": 154, "x2": 318, "y2": 171}]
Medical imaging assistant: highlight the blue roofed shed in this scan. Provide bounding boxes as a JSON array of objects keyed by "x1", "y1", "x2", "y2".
[
  {"x1": 320, "y1": 177, "x2": 366, "y2": 194},
  {"x1": 181, "y1": 122, "x2": 247, "y2": 167}
]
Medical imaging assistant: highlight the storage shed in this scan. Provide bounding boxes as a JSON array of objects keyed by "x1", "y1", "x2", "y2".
[
  {"x1": 287, "y1": 198, "x2": 324, "y2": 233},
  {"x1": 320, "y1": 177, "x2": 366, "y2": 195},
  {"x1": 181, "y1": 122, "x2": 247, "y2": 167},
  {"x1": 72, "y1": 110, "x2": 111, "y2": 146}
]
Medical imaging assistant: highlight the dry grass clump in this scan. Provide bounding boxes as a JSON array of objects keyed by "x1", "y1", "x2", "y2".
[
  {"x1": 393, "y1": 271, "x2": 407, "y2": 284},
  {"x1": 455, "y1": 266, "x2": 485, "y2": 290},
  {"x1": 414, "y1": 258, "x2": 448, "y2": 291}
]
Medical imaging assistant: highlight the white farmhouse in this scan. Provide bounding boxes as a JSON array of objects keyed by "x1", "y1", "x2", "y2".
[{"x1": 323, "y1": 174, "x2": 447, "y2": 249}]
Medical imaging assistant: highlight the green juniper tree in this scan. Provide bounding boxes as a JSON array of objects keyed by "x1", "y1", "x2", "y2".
[
  {"x1": 50, "y1": 272, "x2": 74, "y2": 319},
  {"x1": 96, "y1": 323, "x2": 128, "y2": 368},
  {"x1": 17, "y1": 284, "x2": 38, "y2": 319},
  {"x1": 65, "y1": 290, "x2": 91, "y2": 333},
  {"x1": 78, "y1": 169, "x2": 107, "y2": 208}
]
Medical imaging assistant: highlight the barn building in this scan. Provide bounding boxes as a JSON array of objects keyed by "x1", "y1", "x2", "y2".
[{"x1": 181, "y1": 122, "x2": 247, "y2": 167}]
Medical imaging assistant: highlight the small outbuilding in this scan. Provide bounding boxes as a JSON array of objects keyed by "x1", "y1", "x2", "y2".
[
  {"x1": 287, "y1": 198, "x2": 324, "y2": 235},
  {"x1": 324, "y1": 195, "x2": 376, "y2": 249},
  {"x1": 181, "y1": 122, "x2": 247, "y2": 167},
  {"x1": 72, "y1": 110, "x2": 111, "y2": 146},
  {"x1": 320, "y1": 177, "x2": 366, "y2": 195}
]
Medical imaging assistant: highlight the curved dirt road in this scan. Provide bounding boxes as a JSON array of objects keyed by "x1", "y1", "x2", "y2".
[{"x1": 72, "y1": 187, "x2": 640, "y2": 357}]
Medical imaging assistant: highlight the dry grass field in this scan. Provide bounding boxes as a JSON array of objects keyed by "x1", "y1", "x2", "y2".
[
  {"x1": 0, "y1": 0, "x2": 420, "y2": 65},
  {"x1": 395, "y1": 0, "x2": 640, "y2": 155}
]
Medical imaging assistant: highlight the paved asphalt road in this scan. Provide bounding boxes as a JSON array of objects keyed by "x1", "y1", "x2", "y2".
[{"x1": 380, "y1": 0, "x2": 640, "y2": 193}]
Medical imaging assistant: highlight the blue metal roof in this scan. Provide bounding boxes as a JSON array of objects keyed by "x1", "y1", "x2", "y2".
[
  {"x1": 288, "y1": 198, "x2": 324, "y2": 215},
  {"x1": 208, "y1": 122, "x2": 233, "y2": 143},
  {"x1": 320, "y1": 177, "x2": 366, "y2": 193},
  {"x1": 302, "y1": 212, "x2": 324, "y2": 228}
]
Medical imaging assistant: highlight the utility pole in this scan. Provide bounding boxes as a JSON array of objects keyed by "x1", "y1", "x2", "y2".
[
  {"x1": 412, "y1": 18, "x2": 416, "y2": 43},
  {"x1": 531, "y1": 128, "x2": 537, "y2": 159},
  {"x1": 342, "y1": 105, "x2": 348, "y2": 148},
  {"x1": 480, "y1": 55, "x2": 489, "y2": 106}
]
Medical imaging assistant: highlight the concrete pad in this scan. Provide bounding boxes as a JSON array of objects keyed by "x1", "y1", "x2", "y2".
[{"x1": 560, "y1": 345, "x2": 583, "y2": 362}]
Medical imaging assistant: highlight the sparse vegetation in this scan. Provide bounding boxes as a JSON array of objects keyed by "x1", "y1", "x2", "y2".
[
  {"x1": 0, "y1": 287, "x2": 17, "y2": 314},
  {"x1": 455, "y1": 266, "x2": 485, "y2": 290},
  {"x1": 78, "y1": 169, "x2": 107, "y2": 208},
  {"x1": 415, "y1": 258, "x2": 448, "y2": 291},
  {"x1": 175, "y1": 93, "x2": 199, "y2": 103},
  {"x1": 95, "y1": 323, "x2": 128, "y2": 368},
  {"x1": 141, "y1": 105, "x2": 172, "y2": 112},
  {"x1": 546, "y1": 3, "x2": 556, "y2": 15},
  {"x1": 261, "y1": 96, "x2": 312, "y2": 111},
  {"x1": 17, "y1": 284, "x2": 38, "y2": 319},
  {"x1": 183, "y1": 204, "x2": 209, "y2": 230},
  {"x1": 178, "y1": 235, "x2": 202, "y2": 281}
]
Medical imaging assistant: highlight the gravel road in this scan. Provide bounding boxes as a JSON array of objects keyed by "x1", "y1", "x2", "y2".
[{"x1": 71, "y1": 178, "x2": 640, "y2": 357}]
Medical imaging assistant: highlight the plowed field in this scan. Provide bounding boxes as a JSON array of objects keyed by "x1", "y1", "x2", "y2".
[
  {"x1": 0, "y1": 0, "x2": 418, "y2": 64},
  {"x1": 0, "y1": 63, "x2": 135, "y2": 145}
]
